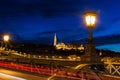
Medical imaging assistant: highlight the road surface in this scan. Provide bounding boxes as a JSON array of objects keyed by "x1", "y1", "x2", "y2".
[{"x1": 0, "y1": 68, "x2": 80, "y2": 80}]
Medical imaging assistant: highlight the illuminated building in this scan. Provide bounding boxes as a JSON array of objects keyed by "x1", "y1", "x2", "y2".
[
  {"x1": 78, "y1": 44, "x2": 84, "y2": 50},
  {"x1": 53, "y1": 34, "x2": 84, "y2": 50}
]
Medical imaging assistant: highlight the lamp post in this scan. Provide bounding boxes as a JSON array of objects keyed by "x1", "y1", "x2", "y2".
[
  {"x1": 84, "y1": 12, "x2": 96, "y2": 43},
  {"x1": 3, "y1": 34, "x2": 10, "y2": 50},
  {"x1": 78, "y1": 12, "x2": 107, "y2": 77},
  {"x1": 81, "y1": 12, "x2": 101, "y2": 63}
]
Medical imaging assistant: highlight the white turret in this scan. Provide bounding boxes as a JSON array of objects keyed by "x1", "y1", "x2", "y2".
[
  {"x1": 99, "y1": 50, "x2": 102, "y2": 56},
  {"x1": 54, "y1": 33, "x2": 57, "y2": 46}
]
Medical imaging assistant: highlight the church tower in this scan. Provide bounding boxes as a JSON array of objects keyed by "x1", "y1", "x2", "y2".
[{"x1": 54, "y1": 33, "x2": 57, "y2": 46}]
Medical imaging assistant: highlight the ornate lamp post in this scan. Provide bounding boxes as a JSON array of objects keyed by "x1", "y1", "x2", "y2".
[
  {"x1": 81, "y1": 12, "x2": 101, "y2": 63},
  {"x1": 84, "y1": 12, "x2": 96, "y2": 43}
]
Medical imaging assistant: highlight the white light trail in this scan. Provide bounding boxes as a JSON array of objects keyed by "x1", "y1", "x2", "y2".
[{"x1": 0, "y1": 72, "x2": 26, "y2": 80}]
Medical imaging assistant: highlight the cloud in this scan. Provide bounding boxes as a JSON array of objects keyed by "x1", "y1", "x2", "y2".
[
  {"x1": 71, "y1": 34, "x2": 120, "y2": 46},
  {"x1": 64, "y1": 32, "x2": 87, "y2": 41},
  {"x1": 96, "y1": 44, "x2": 120, "y2": 52},
  {"x1": 0, "y1": 0, "x2": 107, "y2": 21},
  {"x1": 34, "y1": 37, "x2": 53, "y2": 44},
  {"x1": 34, "y1": 29, "x2": 73, "y2": 36},
  {"x1": 111, "y1": 17, "x2": 120, "y2": 23},
  {"x1": 94, "y1": 34, "x2": 120, "y2": 46},
  {"x1": 0, "y1": 0, "x2": 84, "y2": 18},
  {"x1": 36, "y1": 0, "x2": 84, "y2": 18},
  {"x1": 94, "y1": 26, "x2": 107, "y2": 33}
]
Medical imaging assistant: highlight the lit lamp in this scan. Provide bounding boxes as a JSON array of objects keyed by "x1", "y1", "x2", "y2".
[
  {"x1": 3, "y1": 35, "x2": 10, "y2": 42},
  {"x1": 3, "y1": 34, "x2": 10, "y2": 49},
  {"x1": 81, "y1": 12, "x2": 100, "y2": 63},
  {"x1": 84, "y1": 12, "x2": 97, "y2": 43},
  {"x1": 81, "y1": 12, "x2": 105, "y2": 75}
]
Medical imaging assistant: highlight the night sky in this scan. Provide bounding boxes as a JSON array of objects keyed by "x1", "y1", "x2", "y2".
[{"x1": 0, "y1": 0, "x2": 120, "y2": 52}]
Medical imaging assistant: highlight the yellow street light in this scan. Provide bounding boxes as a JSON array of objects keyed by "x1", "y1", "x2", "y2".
[
  {"x1": 84, "y1": 12, "x2": 97, "y2": 43},
  {"x1": 3, "y1": 35, "x2": 10, "y2": 42},
  {"x1": 81, "y1": 11, "x2": 102, "y2": 66},
  {"x1": 3, "y1": 34, "x2": 10, "y2": 49},
  {"x1": 84, "y1": 12, "x2": 97, "y2": 28}
]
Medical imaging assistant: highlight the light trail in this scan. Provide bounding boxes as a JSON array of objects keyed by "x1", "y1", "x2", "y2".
[
  {"x1": 47, "y1": 73, "x2": 56, "y2": 80},
  {"x1": 0, "y1": 72, "x2": 26, "y2": 80}
]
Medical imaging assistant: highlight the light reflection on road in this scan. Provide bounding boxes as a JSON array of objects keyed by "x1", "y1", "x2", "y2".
[
  {"x1": 0, "y1": 68, "x2": 47, "y2": 80},
  {"x1": 0, "y1": 72, "x2": 25, "y2": 80},
  {"x1": 0, "y1": 68, "x2": 79, "y2": 80}
]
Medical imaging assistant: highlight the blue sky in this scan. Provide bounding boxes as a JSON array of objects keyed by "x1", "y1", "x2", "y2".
[{"x1": 0, "y1": 0, "x2": 120, "y2": 52}]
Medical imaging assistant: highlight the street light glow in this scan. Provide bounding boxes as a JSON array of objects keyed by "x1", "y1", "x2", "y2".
[
  {"x1": 91, "y1": 16, "x2": 96, "y2": 25},
  {"x1": 84, "y1": 12, "x2": 97, "y2": 28},
  {"x1": 3, "y1": 35, "x2": 10, "y2": 42}
]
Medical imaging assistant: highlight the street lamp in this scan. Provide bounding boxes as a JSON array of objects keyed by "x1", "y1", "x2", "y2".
[
  {"x1": 3, "y1": 35, "x2": 10, "y2": 42},
  {"x1": 80, "y1": 12, "x2": 108, "y2": 77},
  {"x1": 84, "y1": 12, "x2": 97, "y2": 43},
  {"x1": 3, "y1": 34, "x2": 10, "y2": 49},
  {"x1": 81, "y1": 12, "x2": 101, "y2": 63}
]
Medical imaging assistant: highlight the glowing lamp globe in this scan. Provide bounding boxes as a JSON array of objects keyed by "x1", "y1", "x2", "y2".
[
  {"x1": 84, "y1": 12, "x2": 97, "y2": 28},
  {"x1": 3, "y1": 35, "x2": 10, "y2": 42}
]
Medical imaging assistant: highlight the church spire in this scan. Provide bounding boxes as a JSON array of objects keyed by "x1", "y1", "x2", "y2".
[
  {"x1": 54, "y1": 33, "x2": 57, "y2": 46},
  {"x1": 99, "y1": 50, "x2": 102, "y2": 56}
]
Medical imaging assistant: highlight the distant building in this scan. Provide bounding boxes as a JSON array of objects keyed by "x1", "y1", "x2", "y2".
[
  {"x1": 78, "y1": 44, "x2": 84, "y2": 50},
  {"x1": 53, "y1": 34, "x2": 84, "y2": 50}
]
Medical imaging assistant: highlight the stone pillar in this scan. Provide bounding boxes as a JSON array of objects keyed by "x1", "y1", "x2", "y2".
[
  {"x1": 81, "y1": 28, "x2": 101, "y2": 64},
  {"x1": 81, "y1": 43, "x2": 101, "y2": 64}
]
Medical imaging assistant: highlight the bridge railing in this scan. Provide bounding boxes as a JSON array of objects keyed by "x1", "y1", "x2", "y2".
[{"x1": 0, "y1": 60, "x2": 120, "y2": 80}]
